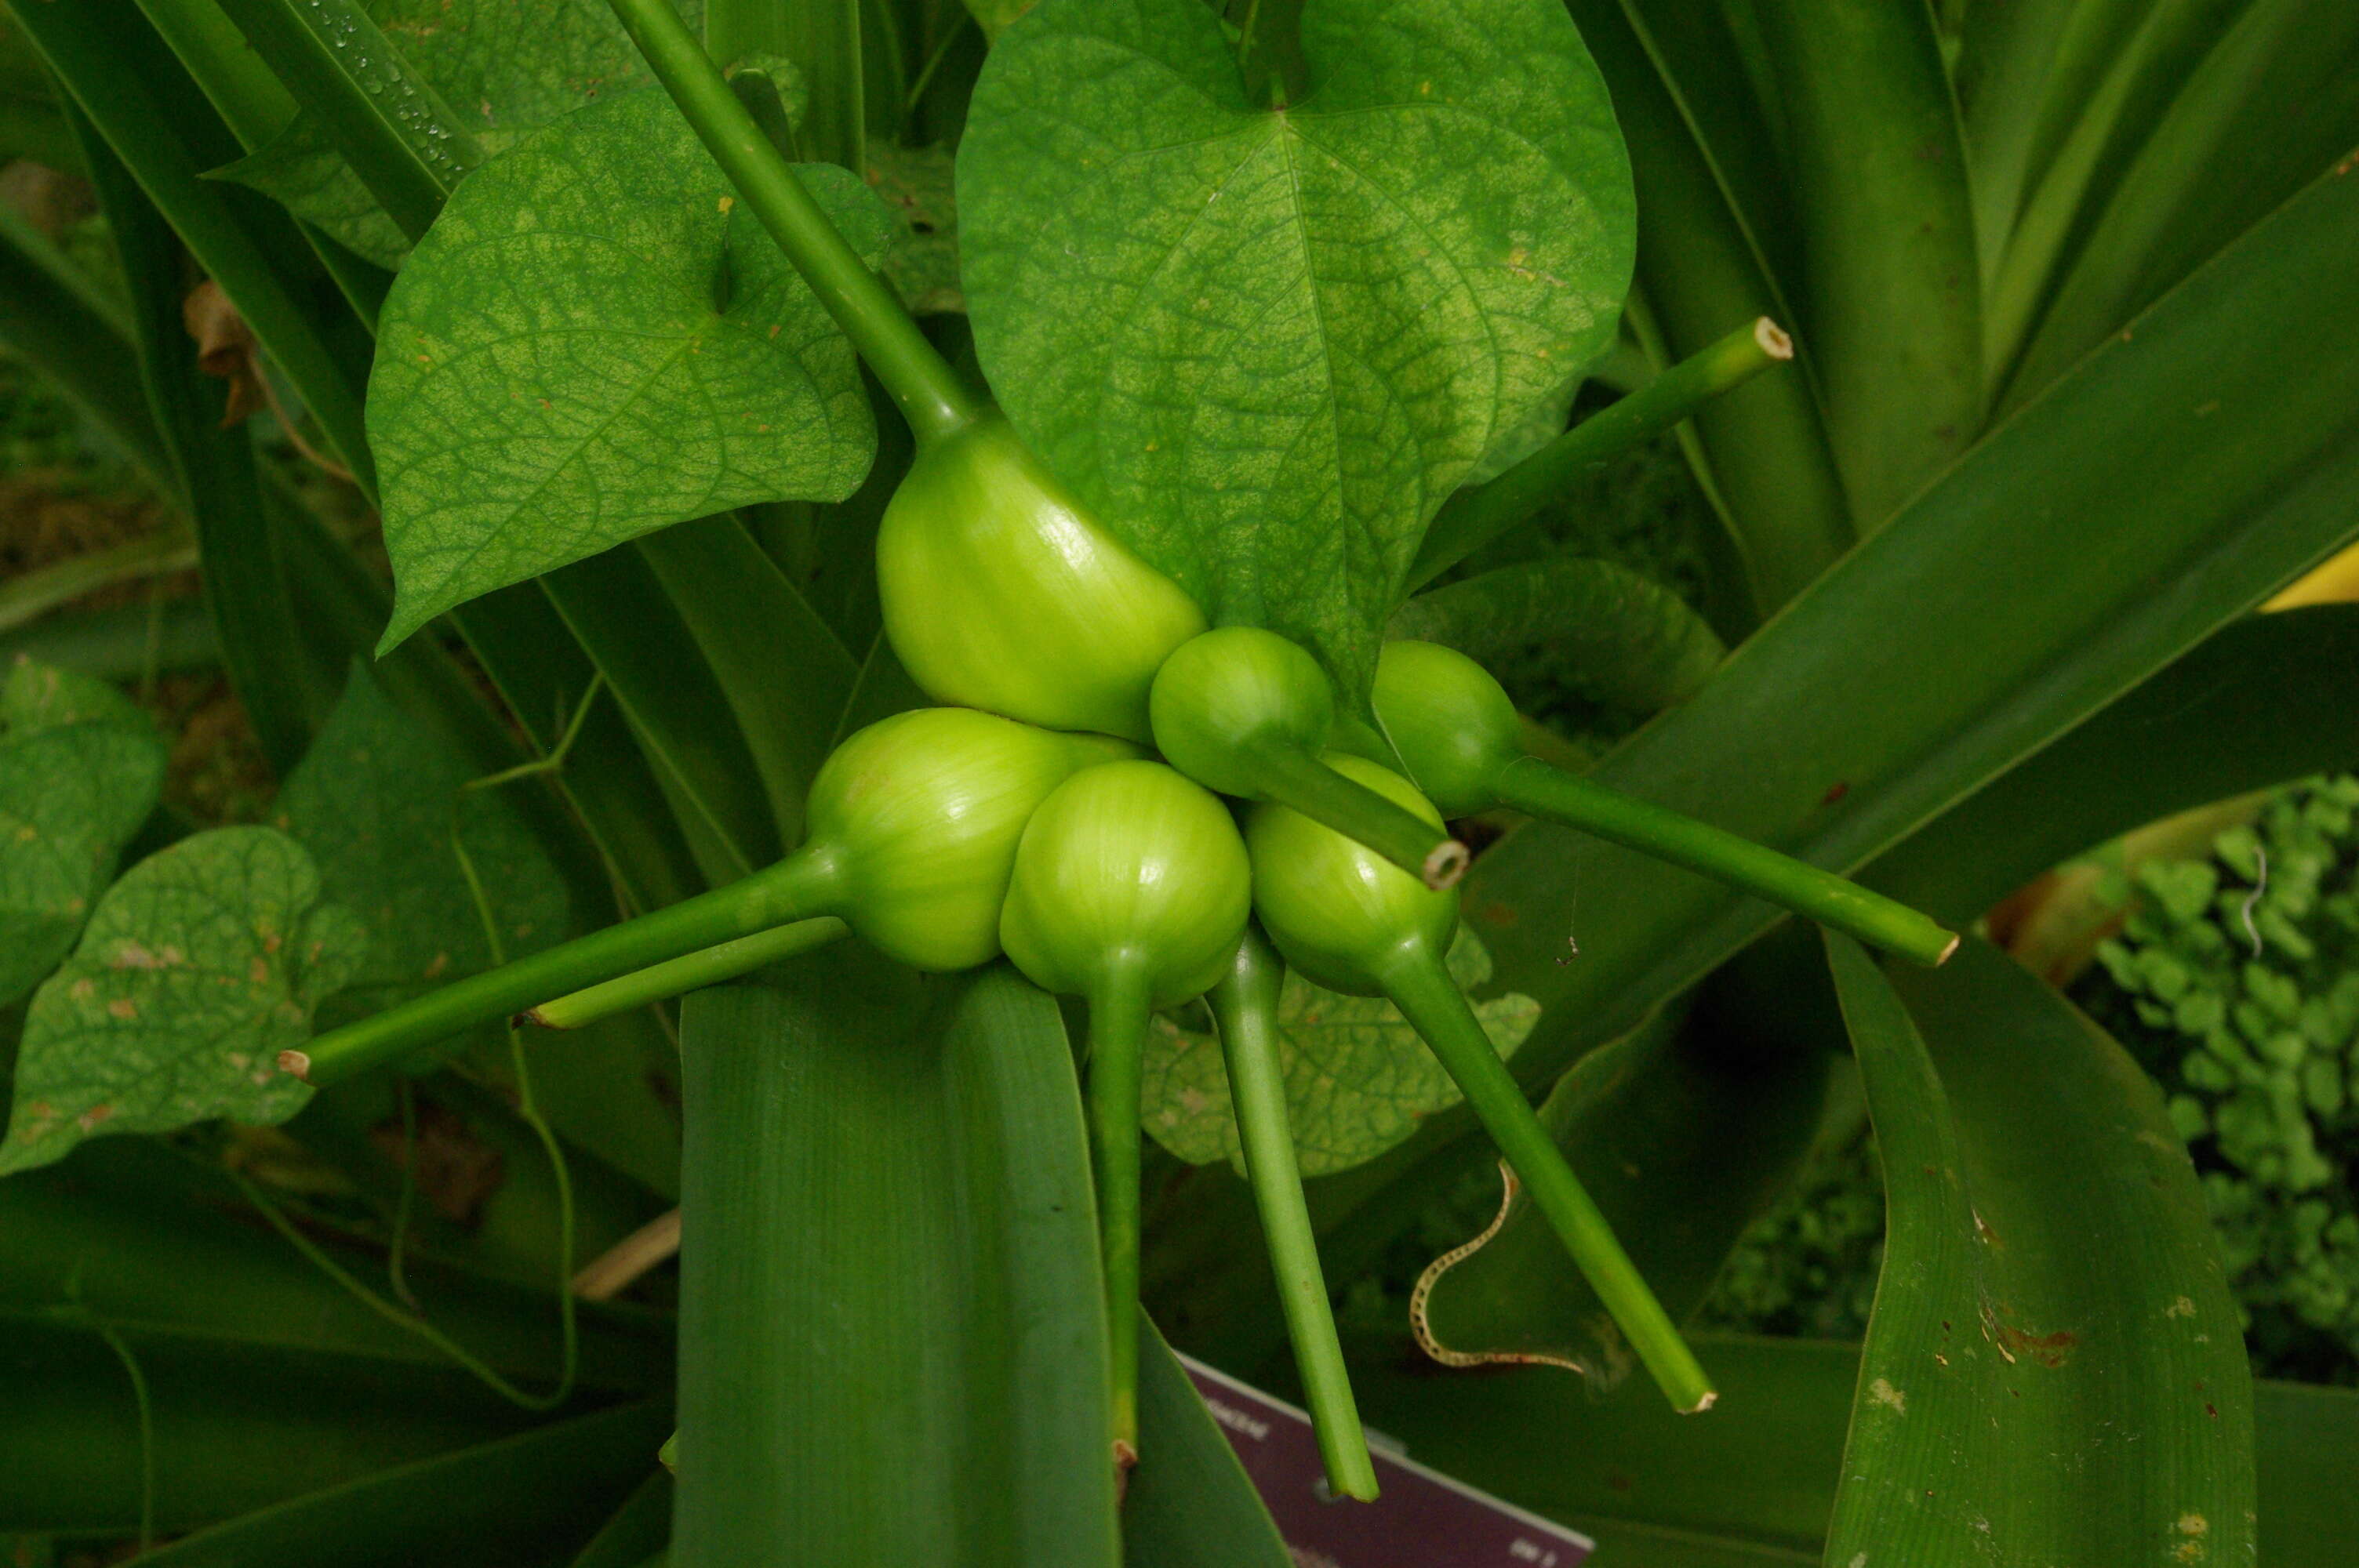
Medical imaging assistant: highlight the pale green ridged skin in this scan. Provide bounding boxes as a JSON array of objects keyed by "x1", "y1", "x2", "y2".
[
  {"x1": 1372, "y1": 640, "x2": 1521, "y2": 817},
  {"x1": 1149, "y1": 626, "x2": 1334, "y2": 799},
  {"x1": 878, "y1": 416, "x2": 1206, "y2": 742},
  {"x1": 809, "y1": 707, "x2": 1136, "y2": 971},
  {"x1": 1245, "y1": 753, "x2": 1456, "y2": 997},
  {"x1": 1000, "y1": 760, "x2": 1250, "y2": 1008}
]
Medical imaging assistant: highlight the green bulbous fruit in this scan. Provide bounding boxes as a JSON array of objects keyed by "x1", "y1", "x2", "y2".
[
  {"x1": 1001, "y1": 760, "x2": 1251, "y2": 1008},
  {"x1": 1372, "y1": 640, "x2": 1521, "y2": 817},
  {"x1": 1149, "y1": 626, "x2": 1335, "y2": 798},
  {"x1": 805, "y1": 706, "x2": 1136, "y2": 971},
  {"x1": 1244, "y1": 753, "x2": 1456, "y2": 996},
  {"x1": 878, "y1": 416, "x2": 1207, "y2": 742},
  {"x1": 1154, "y1": 628, "x2": 1470, "y2": 889}
]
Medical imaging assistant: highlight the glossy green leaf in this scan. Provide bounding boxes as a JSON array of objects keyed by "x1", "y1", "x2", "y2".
[
  {"x1": 274, "y1": 665, "x2": 570, "y2": 1018},
  {"x1": 0, "y1": 662, "x2": 167, "y2": 1009},
  {"x1": 1347, "y1": 1333, "x2": 2358, "y2": 1567},
  {"x1": 1388, "y1": 557, "x2": 1724, "y2": 713},
  {"x1": 0, "y1": 1317, "x2": 545, "y2": 1534},
  {"x1": 0, "y1": 1135, "x2": 665, "y2": 1388},
  {"x1": 632, "y1": 514, "x2": 858, "y2": 847},
  {"x1": 1124, "y1": 1316, "x2": 1290, "y2": 1568},
  {"x1": 867, "y1": 141, "x2": 961, "y2": 315},
  {"x1": 1141, "y1": 929, "x2": 1536, "y2": 1178},
  {"x1": 216, "y1": 0, "x2": 694, "y2": 267},
  {"x1": 672, "y1": 956, "x2": 1118, "y2": 1566},
  {"x1": 369, "y1": 85, "x2": 895, "y2": 648},
  {"x1": 1412, "y1": 966, "x2": 1826, "y2": 1374},
  {"x1": 9, "y1": 0, "x2": 378, "y2": 491},
  {"x1": 134, "y1": 1400, "x2": 671, "y2": 1567},
  {"x1": 959, "y1": 0, "x2": 1634, "y2": 698},
  {"x1": 1867, "y1": 604, "x2": 2359, "y2": 924},
  {"x1": 0, "y1": 829, "x2": 365, "y2": 1176},
  {"x1": 539, "y1": 549, "x2": 782, "y2": 882},
  {"x1": 2004, "y1": 0, "x2": 2359, "y2": 411},
  {"x1": 1824, "y1": 936, "x2": 2252, "y2": 1563}
]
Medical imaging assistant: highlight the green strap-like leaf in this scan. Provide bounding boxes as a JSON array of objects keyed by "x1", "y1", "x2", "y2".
[
  {"x1": 369, "y1": 85, "x2": 895, "y2": 648},
  {"x1": 1346, "y1": 1334, "x2": 2354, "y2": 1566},
  {"x1": 0, "y1": 829, "x2": 365, "y2": 1176},
  {"x1": 0, "y1": 662, "x2": 167, "y2": 1010},
  {"x1": 1123, "y1": 1315, "x2": 1291, "y2": 1568},
  {"x1": 1141, "y1": 928, "x2": 1536, "y2": 1178},
  {"x1": 1824, "y1": 936, "x2": 2253, "y2": 1563},
  {"x1": 673, "y1": 956, "x2": 1120, "y2": 1566},
  {"x1": 959, "y1": 0, "x2": 1634, "y2": 698},
  {"x1": 273, "y1": 665, "x2": 570, "y2": 1018}
]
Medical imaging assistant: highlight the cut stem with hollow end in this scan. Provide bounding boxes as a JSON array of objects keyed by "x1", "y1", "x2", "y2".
[
  {"x1": 605, "y1": 0, "x2": 980, "y2": 445},
  {"x1": 1492, "y1": 758, "x2": 1956, "y2": 967},
  {"x1": 293, "y1": 851, "x2": 841, "y2": 1087},
  {"x1": 1211, "y1": 928, "x2": 1379, "y2": 1501},
  {"x1": 1250, "y1": 744, "x2": 1469, "y2": 891},
  {"x1": 1380, "y1": 949, "x2": 1716, "y2": 1415},
  {"x1": 525, "y1": 916, "x2": 849, "y2": 1029},
  {"x1": 1409, "y1": 318, "x2": 1794, "y2": 590},
  {"x1": 1085, "y1": 963, "x2": 1153, "y2": 1470}
]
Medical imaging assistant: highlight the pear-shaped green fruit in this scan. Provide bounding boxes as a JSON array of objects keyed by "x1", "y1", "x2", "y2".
[
  {"x1": 1000, "y1": 760, "x2": 1251, "y2": 1008},
  {"x1": 877, "y1": 415, "x2": 1206, "y2": 742},
  {"x1": 998, "y1": 758, "x2": 1249, "y2": 1461},
  {"x1": 1245, "y1": 750, "x2": 1715, "y2": 1416},
  {"x1": 1152, "y1": 627, "x2": 1467, "y2": 889},
  {"x1": 1242, "y1": 751, "x2": 1456, "y2": 996},
  {"x1": 805, "y1": 706, "x2": 1136, "y2": 970},
  {"x1": 1372, "y1": 641, "x2": 1954, "y2": 965}
]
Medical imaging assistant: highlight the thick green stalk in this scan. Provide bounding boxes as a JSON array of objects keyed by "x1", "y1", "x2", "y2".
[
  {"x1": 527, "y1": 917, "x2": 848, "y2": 1029},
  {"x1": 1249, "y1": 743, "x2": 1469, "y2": 891},
  {"x1": 1490, "y1": 756, "x2": 1957, "y2": 967},
  {"x1": 1379, "y1": 948, "x2": 1714, "y2": 1415},
  {"x1": 1209, "y1": 930, "x2": 1378, "y2": 1502},
  {"x1": 293, "y1": 851, "x2": 845, "y2": 1087},
  {"x1": 1409, "y1": 318, "x2": 1794, "y2": 590},
  {"x1": 1086, "y1": 963, "x2": 1153, "y2": 1465},
  {"x1": 605, "y1": 0, "x2": 980, "y2": 445}
]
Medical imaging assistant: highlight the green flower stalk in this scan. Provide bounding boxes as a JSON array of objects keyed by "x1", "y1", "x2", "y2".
[
  {"x1": 1152, "y1": 626, "x2": 1470, "y2": 889},
  {"x1": 1374, "y1": 641, "x2": 1957, "y2": 966},
  {"x1": 292, "y1": 710, "x2": 1131, "y2": 1087},
  {"x1": 998, "y1": 759, "x2": 1252, "y2": 1470},
  {"x1": 1245, "y1": 752, "x2": 1714, "y2": 1414}
]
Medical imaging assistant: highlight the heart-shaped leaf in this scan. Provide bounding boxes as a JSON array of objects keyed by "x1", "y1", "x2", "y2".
[
  {"x1": 0, "y1": 661, "x2": 167, "y2": 1008},
  {"x1": 273, "y1": 665, "x2": 569, "y2": 1019},
  {"x1": 0, "y1": 828, "x2": 365, "y2": 1176},
  {"x1": 369, "y1": 85, "x2": 895, "y2": 648},
  {"x1": 215, "y1": 0, "x2": 704, "y2": 270},
  {"x1": 1141, "y1": 927, "x2": 1536, "y2": 1176},
  {"x1": 958, "y1": 0, "x2": 1634, "y2": 697}
]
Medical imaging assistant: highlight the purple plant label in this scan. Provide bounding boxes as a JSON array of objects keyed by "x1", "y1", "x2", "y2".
[{"x1": 1180, "y1": 1354, "x2": 1595, "y2": 1568}]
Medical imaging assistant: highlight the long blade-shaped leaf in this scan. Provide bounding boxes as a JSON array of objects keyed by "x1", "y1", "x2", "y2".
[
  {"x1": 1824, "y1": 936, "x2": 2252, "y2": 1563},
  {"x1": 1347, "y1": 1334, "x2": 2354, "y2": 1566},
  {"x1": 673, "y1": 957, "x2": 1118, "y2": 1566},
  {"x1": 1124, "y1": 1316, "x2": 1292, "y2": 1568},
  {"x1": 133, "y1": 1401, "x2": 671, "y2": 1566}
]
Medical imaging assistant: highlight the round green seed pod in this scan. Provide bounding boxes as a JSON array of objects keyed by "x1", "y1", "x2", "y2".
[
  {"x1": 1149, "y1": 626, "x2": 1335, "y2": 799},
  {"x1": 877, "y1": 416, "x2": 1207, "y2": 742},
  {"x1": 1244, "y1": 753, "x2": 1457, "y2": 996},
  {"x1": 1000, "y1": 760, "x2": 1251, "y2": 1008},
  {"x1": 808, "y1": 706, "x2": 1135, "y2": 971},
  {"x1": 1370, "y1": 640, "x2": 1522, "y2": 818}
]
